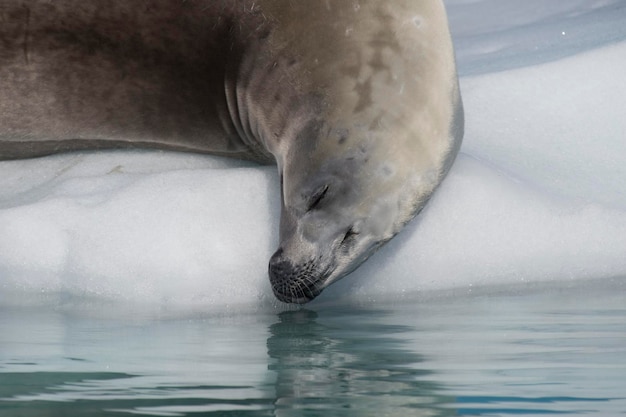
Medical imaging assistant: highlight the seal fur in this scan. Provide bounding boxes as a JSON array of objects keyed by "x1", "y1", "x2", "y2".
[{"x1": 0, "y1": 0, "x2": 463, "y2": 303}]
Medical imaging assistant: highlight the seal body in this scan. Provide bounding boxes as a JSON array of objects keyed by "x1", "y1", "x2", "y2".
[{"x1": 0, "y1": 0, "x2": 463, "y2": 304}]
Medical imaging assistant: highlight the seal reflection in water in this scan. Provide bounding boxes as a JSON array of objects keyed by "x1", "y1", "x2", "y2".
[{"x1": 0, "y1": 1, "x2": 463, "y2": 304}]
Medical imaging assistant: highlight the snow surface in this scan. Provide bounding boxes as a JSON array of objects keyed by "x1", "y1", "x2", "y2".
[{"x1": 1, "y1": 1, "x2": 625, "y2": 314}]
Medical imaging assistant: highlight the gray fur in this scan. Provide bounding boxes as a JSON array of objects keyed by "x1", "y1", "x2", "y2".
[{"x1": 0, "y1": 0, "x2": 463, "y2": 304}]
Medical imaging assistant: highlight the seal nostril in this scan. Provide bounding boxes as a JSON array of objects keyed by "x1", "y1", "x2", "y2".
[
  {"x1": 269, "y1": 248, "x2": 284, "y2": 266},
  {"x1": 268, "y1": 258, "x2": 289, "y2": 283},
  {"x1": 268, "y1": 249, "x2": 293, "y2": 286}
]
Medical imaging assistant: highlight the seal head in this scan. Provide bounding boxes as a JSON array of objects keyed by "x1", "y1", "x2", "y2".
[{"x1": 253, "y1": 1, "x2": 464, "y2": 303}]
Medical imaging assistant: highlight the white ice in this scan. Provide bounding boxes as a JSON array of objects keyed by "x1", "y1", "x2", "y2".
[{"x1": 1, "y1": 0, "x2": 625, "y2": 314}]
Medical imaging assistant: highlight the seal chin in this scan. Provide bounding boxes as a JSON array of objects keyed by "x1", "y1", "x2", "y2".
[{"x1": 268, "y1": 249, "x2": 329, "y2": 304}]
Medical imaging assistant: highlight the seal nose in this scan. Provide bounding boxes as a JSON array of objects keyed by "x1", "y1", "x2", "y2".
[
  {"x1": 268, "y1": 248, "x2": 322, "y2": 304},
  {"x1": 268, "y1": 248, "x2": 289, "y2": 287}
]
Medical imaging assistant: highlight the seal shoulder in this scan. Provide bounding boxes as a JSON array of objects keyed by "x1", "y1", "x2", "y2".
[{"x1": 0, "y1": 0, "x2": 272, "y2": 161}]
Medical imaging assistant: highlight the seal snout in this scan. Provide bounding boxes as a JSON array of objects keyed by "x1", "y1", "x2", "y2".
[{"x1": 268, "y1": 249, "x2": 325, "y2": 304}]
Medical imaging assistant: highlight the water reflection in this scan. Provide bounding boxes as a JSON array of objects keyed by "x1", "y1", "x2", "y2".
[
  {"x1": 1, "y1": 287, "x2": 625, "y2": 416},
  {"x1": 266, "y1": 308, "x2": 453, "y2": 416}
]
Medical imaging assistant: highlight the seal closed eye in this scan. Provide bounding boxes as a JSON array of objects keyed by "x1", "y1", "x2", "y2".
[
  {"x1": 341, "y1": 227, "x2": 359, "y2": 245},
  {"x1": 307, "y1": 184, "x2": 330, "y2": 212}
]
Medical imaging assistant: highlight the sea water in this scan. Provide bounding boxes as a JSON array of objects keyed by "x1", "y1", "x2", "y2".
[
  {"x1": 2, "y1": 281, "x2": 625, "y2": 416},
  {"x1": 1, "y1": 0, "x2": 626, "y2": 415}
]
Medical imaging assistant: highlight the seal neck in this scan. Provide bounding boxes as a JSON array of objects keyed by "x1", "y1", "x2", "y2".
[{"x1": 221, "y1": 10, "x2": 328, "y2": 166}]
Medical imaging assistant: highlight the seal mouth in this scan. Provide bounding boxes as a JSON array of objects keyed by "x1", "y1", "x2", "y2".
[
  {"x1": 271, "y1": 278, "x2": 324, "y2": 304},
  {"x1": 268, "y1": 249, "x2": 328, "y2": 304}
]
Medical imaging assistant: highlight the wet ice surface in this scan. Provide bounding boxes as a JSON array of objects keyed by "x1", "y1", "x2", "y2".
[{"x1": 1, "y1": 1, "x2": 625, "y2": 313}]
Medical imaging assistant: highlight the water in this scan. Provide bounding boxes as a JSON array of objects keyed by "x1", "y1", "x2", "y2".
[{"x1": 2, "y1": 281, "x2": 625, "y2": 416}]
